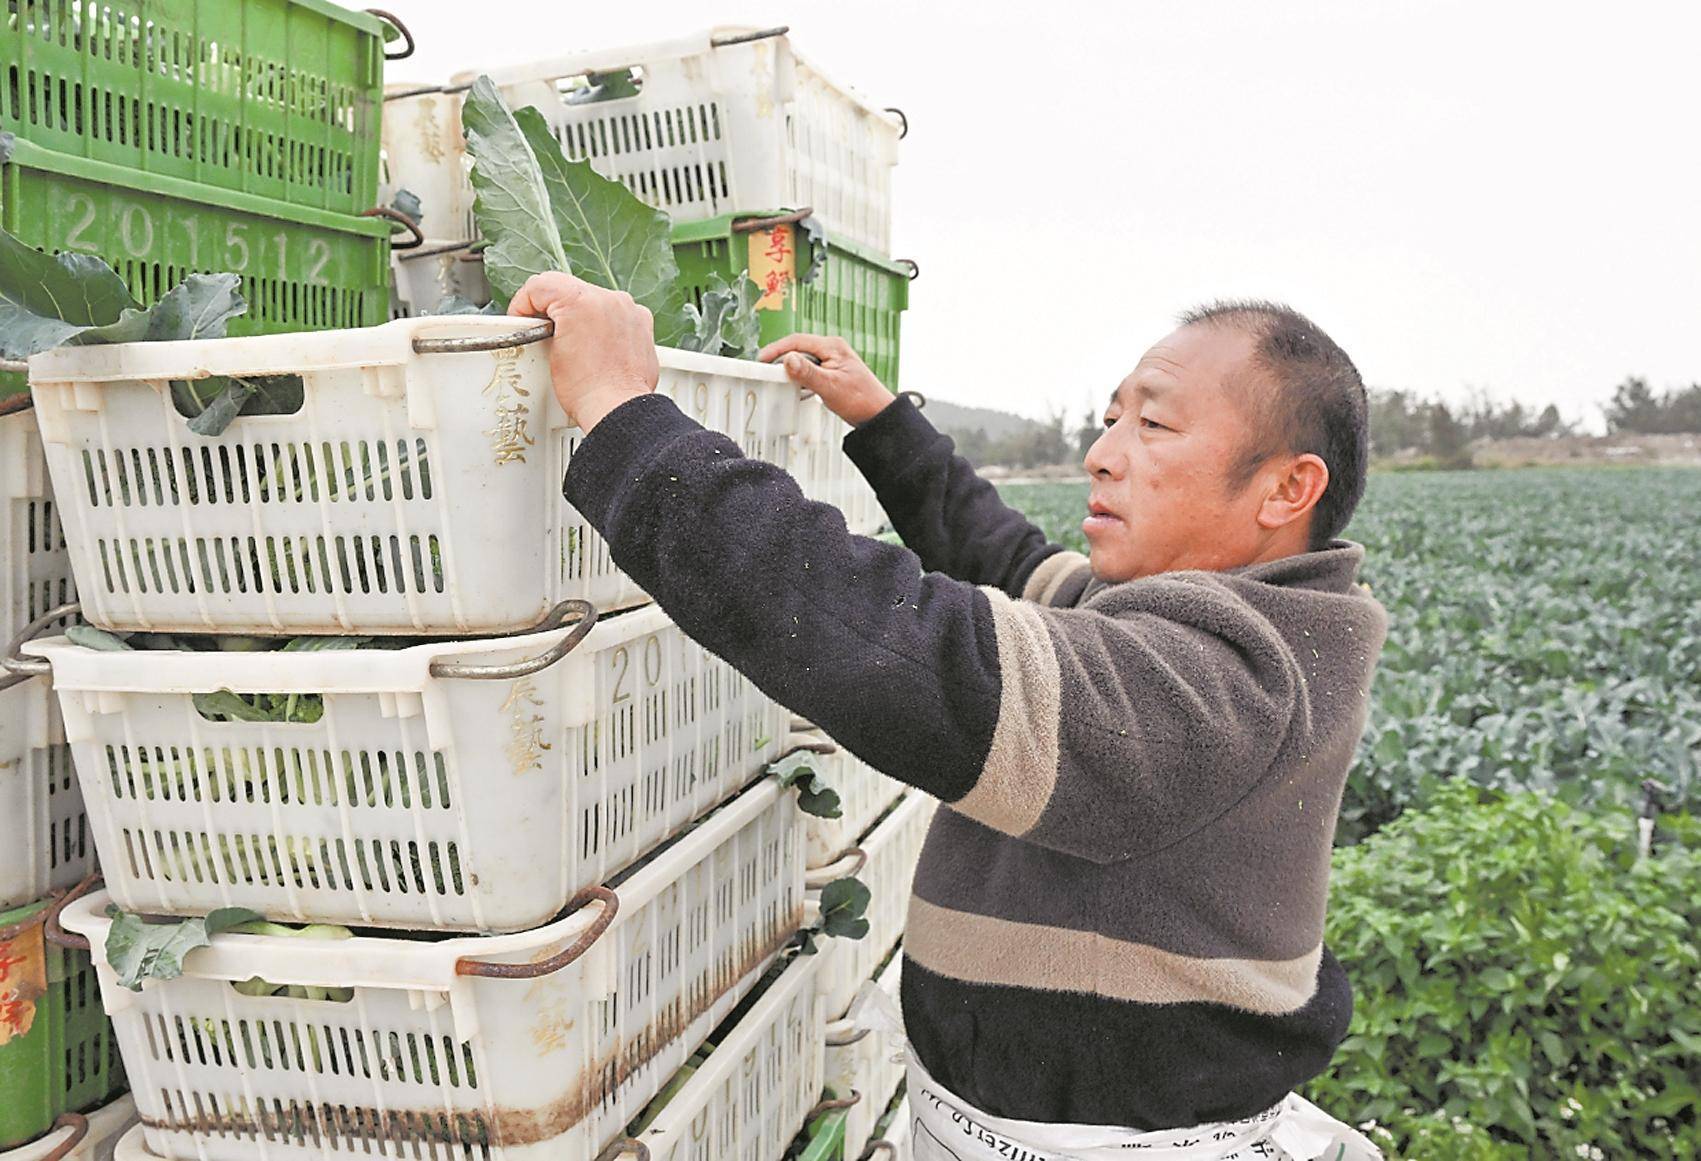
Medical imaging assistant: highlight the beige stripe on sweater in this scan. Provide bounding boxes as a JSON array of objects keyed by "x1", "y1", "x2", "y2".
[
  {"x1": 949, "y1": 588, "x2": 1061, "y2": 836},
  {"x1": 906, "y1": 896, "x2": 1324, "y2": 1015}
]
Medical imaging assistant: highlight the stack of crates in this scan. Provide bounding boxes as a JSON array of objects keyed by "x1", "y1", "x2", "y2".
[
  {"x1": 10, "y1": 309, "x2": 903, "y2": 1159},
  {"x1": 0, "y1": 399, "x2": 135, "y2": 1153},
  {"x1": 0, "y1": 0, "x2": 403, "y2": 398}
]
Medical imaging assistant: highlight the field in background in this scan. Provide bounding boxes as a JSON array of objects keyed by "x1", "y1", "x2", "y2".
[{"x1": 997, "y1": 467, "x2": 1701, "y2": 838}]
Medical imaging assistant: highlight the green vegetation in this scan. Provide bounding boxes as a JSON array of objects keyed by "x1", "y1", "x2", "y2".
[
  {"x1": 999, "y1": 467, "x2": 1701, "y2": 1156},
  {"x1": 1310, "y1": 785, "x2": 1701, "y2": 1159}
]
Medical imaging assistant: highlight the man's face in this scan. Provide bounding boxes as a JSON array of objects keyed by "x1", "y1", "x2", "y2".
[{"x1": 1082, "y1": 323, "x2": 1276, "y2": 581}]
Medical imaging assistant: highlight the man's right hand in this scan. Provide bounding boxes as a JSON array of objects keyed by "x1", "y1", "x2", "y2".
[{"x1": 758, "y1": 334, "x2": 895, "y2": 426}]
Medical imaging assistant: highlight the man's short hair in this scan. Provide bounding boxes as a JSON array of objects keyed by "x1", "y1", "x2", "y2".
[{"x1": 1177, "y1": 299, "x2": 1369, "y2": 549}]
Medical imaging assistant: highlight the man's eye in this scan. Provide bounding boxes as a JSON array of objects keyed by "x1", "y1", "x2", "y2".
[
  {"x1": 1102, "y1": 415, "x2": 1117, "y2": 429},
  {"x1": 1140, "y1": 415, "x2": 1169, "y2": 431}
]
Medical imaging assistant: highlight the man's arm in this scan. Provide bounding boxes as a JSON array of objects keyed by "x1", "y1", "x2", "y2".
[
  {"x1": 759, "y1": 334, "x2": 1074, "y2": 599},
  {"x1": 565, "y1": 392, "x2": 1306, "y2": 862}
]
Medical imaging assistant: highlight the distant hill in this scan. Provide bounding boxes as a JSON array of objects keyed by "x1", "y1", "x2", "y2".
[{"x1": 917, "y1": 396, "x2": 1045, "y2": 442}]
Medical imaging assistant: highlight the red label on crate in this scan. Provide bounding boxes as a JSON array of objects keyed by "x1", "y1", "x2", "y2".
[
  {"x1": 749, "y1": 225, "x2": 797, "y2": 310},
  {"x1": 0, "y1": 921, "x2": 47, "y2": 1045}
]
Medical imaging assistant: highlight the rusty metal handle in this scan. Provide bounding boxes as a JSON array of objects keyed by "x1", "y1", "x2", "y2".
[
  {"x1": 883, "y1": 107, "x2": 908, "y2": 139},
  {"x1": 412, "y1": 320, "x2": 554, "y2": 355},
  {"x1": 805, "y1": 846, "x2": 866, "y2": 890},
  {"x1": 779, "y1": 731, "x2": 839, "y2": 758},
  {"x1": 429, "y1": 600, "x2": 597, "y2": 681},
  {"x1": 397, "y1": 239, "x2": 480, "y2": 263},
  {"x1": 3, "y1": 600, "x2": 79, "y2": 677},
  {"x1": 862, "y1": 1141, "x2": 898, "y2": 1159},
  {"x1": 456, "y1": 885, "x2": 617, "y2": 978},
  {"x1": 383, "y1": 83, "x2": 448, "y2": 102},
  {"x1": 808, "y1": 1090, "x2": 862, "y2": 1119},
  {"x1": 897, "y1": 258, "x2": 919, "y2": 281},
  {"x1": 711, "y1": 26, "x2": 789, "y2": 48},
  {"x1": 0, "y1": 357, "x2": 27, "y2": 375},
  {"x1": 897, "y1": 390, "x2": 926, "y2": 411},
  {"x1": 36, "y1": 1112, "x2": 91, "y2": 1161},
  {"x1": 366, "y1": 8, "x2": 415, "y2": 59},
  {"x1": 44, "y1": 873, "x2": 100, "y2": 950},
  {"x1": 364, "y1": 206, "x2": 424, "y2": 251},
  {"x1": 593, "y1": 1139, "x2": 651, "y2": 1161},
  {"x1": 824, "y1": 1020, "x2": 870, "y2": 1047},
  {"x1": 732, "y1": 208, "x2": 814, "y2": 234}
]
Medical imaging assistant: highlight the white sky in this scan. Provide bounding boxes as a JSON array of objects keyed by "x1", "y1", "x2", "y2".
[{"x1": 390, "y1": 0, "x2": 1701, "y2": 428}]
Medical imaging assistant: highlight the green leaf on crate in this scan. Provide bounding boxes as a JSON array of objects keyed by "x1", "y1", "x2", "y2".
[
  {"x1": 460, "y1": 76, "x2": 572, "y2": 308},
  {"x1": 768, "y1": 750, "x2": 843, "y2": 819},
  {"x1": 679, "y1": 271, "x2": 762, "y2": 359},
  {"x1": 0, "y1": 229, "x2": 247, "y2": 360},
  {"x1": 514, "y1": 105, "x2": 688, "y2": 345},
  {"x1": 427, "y1": 294, "x2": 505, "y2": 316},
  {"x1": 174, "y1": 373, "x2": 304, "y2": 436},
  {"x1": 819, "y1": 877, "x2": 871, "y2": 941},
  {"x1": 281, "y1": 636, "x2": 372, "y2": 652},
  {"x1": 390, "y1": 187, "x2": 424, "y2": 229},
  {"x1": 66, "y1": 625, "x2": 134, "y2": 651},
  {"x1": 566, "y1": 68, "x2": 642, "y2": 105},
  {"x1": 797, "y1": 214, "x2": 828, "y2": 285},
  {"x1": 104, "y1": 904, "x2": 263, "y2": 991},
  {"x1": 193, "y1": 690, "x2": 287, "y2": 724}
]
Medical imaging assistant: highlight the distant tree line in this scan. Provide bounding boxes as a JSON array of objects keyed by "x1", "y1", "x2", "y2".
[{"x1": 942, "y1": 378, "x2": 1701, "y2": 471}]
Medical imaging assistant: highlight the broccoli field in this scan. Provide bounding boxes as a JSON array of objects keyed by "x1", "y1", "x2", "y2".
[{"x1": 999, "y1": 467, "x2": 1701, "y2": 841}]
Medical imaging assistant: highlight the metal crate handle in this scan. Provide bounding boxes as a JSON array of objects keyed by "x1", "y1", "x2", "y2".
[
  {"x1": 412, "y1": 320, "x2": 555, "y2": 355},
  {"x1": 593, "y1": 1139, "x2": 652, "y2": 1161},
  {"x1": 36, "y1": 1113, "x2": 90, "y2": 1161},
  {"x1": 42, "y1": 874, "x2": 101, "y2": 952},
  {"x1": 2, "y1": 600, "x2": 79, "y2": 677},
  {"x1": 732, "y1": 208, "x2": 814, "y2": 234},
  {"x1": 365, "y1": 9, "x2": 415, "y2": 60},
  {"x1": 808, "y1": 1090, "x2": 863, "y2": 1118},
  {"x1": 363, "y1": 206, "x2": 425, "y2": 250},
  {"x1": 805, "y1": 846, "x2": 867, "y2": 889},
  {"x1": 883, "y1": 107, "x2": 909, "y2": 139},
  {"x1": 428, "y1": 599, "x2": 597, "y2": 680},
  {"x1": 456, "y1": 885, "x2": 618, "y2": 978}
]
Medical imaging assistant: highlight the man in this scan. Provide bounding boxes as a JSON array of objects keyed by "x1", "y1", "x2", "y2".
[{"x1": 511, "y1": 274, "x2": 1386, "y2": 1161}]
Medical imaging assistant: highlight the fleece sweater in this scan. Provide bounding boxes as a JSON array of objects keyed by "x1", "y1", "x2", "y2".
[{"x1": 563, "y1": 392, "x2": 1388, "y2": 1131}]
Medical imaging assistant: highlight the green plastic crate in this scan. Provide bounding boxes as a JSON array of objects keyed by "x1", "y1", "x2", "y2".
[
  {"x1": 0, "y1": 895, "x2": 124, "y2": 1150},
  {"x1": 1, "y1": 137, "x2": 391, "y2": 395},
  {"x1": 672, "y1": 212, "x2": 911, "y2": 390},
  {"x1": 1, "y1": 0, "x2": 387, "y2": 216}
]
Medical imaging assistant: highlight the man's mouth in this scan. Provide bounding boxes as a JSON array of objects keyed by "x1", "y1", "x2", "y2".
[{"x1": 1083, "y1": 498, "x2": 1122, "y2": 533}]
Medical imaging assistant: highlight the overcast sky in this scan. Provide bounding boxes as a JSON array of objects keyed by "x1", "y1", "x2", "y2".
[{"x1": 390, "y1": 1, "x2": 1701, "y2": 427}]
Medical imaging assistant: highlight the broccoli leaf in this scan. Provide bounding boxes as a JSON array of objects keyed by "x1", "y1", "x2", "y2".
[
  {"x1": 104, "y1": 905, "x2": 263, "y2": 991},
  {"x1": 66, "y1": 625, "x2": 134, "y2": 651},
  {"x1": 192, "y1": 690, "x2": 286, "y2": 723},
  {"x1": 768, "y1": 750, "x2": 843, "y2": 819},
  {"x1": 460, "y1": 76, "x2": 571, "y2": 308},
  {"x1": 679, "y1": 271, "x2": 762, "y2": 359},
  {"x1": 175, "y1": 373, "x2": 304, "y2": 437},
  {"x1": 514, "y1": 105, "x2": 688, "y2": 345},
  {"x1": 819, "y1": 876, "x2": 872, "y2": 940},
  {"x1": 390, "y1": 187, "x2": 424, "y2": 229}
]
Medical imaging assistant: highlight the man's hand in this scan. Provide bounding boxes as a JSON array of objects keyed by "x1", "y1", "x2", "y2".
[
  {"x1": 759, "y1": 334, "x2": 894, "y2": 426},
  {"x1": 509, "y1": 272, "x2": 660, "y2": 432}
]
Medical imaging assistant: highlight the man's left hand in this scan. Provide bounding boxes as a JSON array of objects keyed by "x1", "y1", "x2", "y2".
[{"x1": 509, "y1": 272, "x2": 660, "y2": 432}]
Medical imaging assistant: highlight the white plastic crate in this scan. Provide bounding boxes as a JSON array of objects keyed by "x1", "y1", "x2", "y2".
[
  {"x1": 0, "y1": 674, "x2": 93, "y2": 911},
  {"x1": 20, "y1": 602, "x2": 789, "y2": 932},
  {"x1": 389, "y1": 241, "x2": 493, "y2": 320},
  {"x1": 626, "y1": 952, "x2": 824, "y2": 1161},
  {"x1": 784, "y1": 721, "x2": 906, "y2": 869},
  {"x1": 794, "y1": 402, "x2": 885, "y2": 535},
  {"x1": 60, "y1": 777, "x2": 806, "y2": 1161},
  {"x1": 5, "y1": 1093, "x2": 137, "y2": 1161},
  {"x1": 380, "y1": 88, "x2": 473, "y2": 249},
  {"x1": 870, "y1": 1099, "x2": 910, "y2": 1159},
  {"x1": 825, "y1": 950, "x2": 905, "y2": 1161},
  {"x1": 808, "y1": 790, "x2": 935, "y2": 1020},
  {"x1": 2, "y1": 402, "x2": 76, "y2": 644},
  {"x1": 25, "y1": 315, "x2": 819, "y2": 635},
  {"x1": 468, "y1": 27, "x2": 902, "y2": 254}
]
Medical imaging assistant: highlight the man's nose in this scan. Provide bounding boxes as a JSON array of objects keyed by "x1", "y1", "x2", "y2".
[{"x1": 1083, "y1": 426, "x2": 1123, "y2": 478}]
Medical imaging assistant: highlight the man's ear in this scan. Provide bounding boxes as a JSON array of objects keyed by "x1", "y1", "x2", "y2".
[{"x1": 1256, "y1": 454, "x2": 1329, "y2": 531}]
